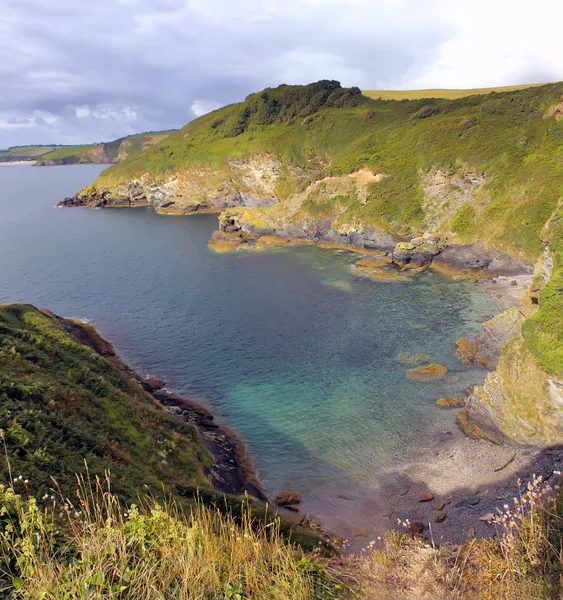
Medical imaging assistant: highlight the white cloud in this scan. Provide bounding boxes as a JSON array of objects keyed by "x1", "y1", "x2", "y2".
[{"x1": 190, "y1": 100, "x2": 221, "y2": 117}]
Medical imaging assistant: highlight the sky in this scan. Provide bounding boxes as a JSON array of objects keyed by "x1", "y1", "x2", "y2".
[{"x1": 1, "y1": 0, "x2": 562, "y2": 147}]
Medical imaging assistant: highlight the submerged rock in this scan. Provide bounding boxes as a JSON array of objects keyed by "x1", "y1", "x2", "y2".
[
  {"x1": 275, "y1": 489, "x2": 301, "y2": 507},
  {"x1": 395, "y1": 352, "x2": 433, "y2": 366},
  {"x1": 436, "y1": 397, "x2": 466, "y2": 408},
  {"x1": 417, "y1": 492, "x2": 434, "y2": 503},
  {"x1": 406, "y1": 364, "x2": 448, "y2": 382}
]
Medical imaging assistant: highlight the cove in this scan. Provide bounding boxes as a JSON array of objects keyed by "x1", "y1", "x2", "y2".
[{"x1": 0, "y1": 164, "x2": 499, "y2": 541}]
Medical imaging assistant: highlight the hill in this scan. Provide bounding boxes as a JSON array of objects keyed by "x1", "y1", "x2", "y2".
[
  {"x1": 362, "y1": 82, "x2": 547, "y2": 100},
  {"x1": 0, "y1": 130, "x2": 173, "y2": 166}
]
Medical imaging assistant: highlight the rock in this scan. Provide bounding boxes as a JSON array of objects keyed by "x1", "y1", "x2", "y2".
[
  {"x1": 434, "y1": 512, "x2": 447, "y2": 523},
  {"x1": 457, "y1": 407, "x2": 504, "y2": 445},
  {"x1": 406, "y1": 522, "x2": 424, "y2": 537},
  {"x1": 479, "y1": 513, "x2": 495, "y2": 523},
  {"x1": 436, "y1": 503, "x2": 446, "y2": 511},
  {"x1": 444, "y1": 375, "x2": 460, "y2": 384},
  {"x1": 395, "y1": 352, "x2": 432, "y2": 365},
  {"x1": 417, "y1": 492, "x2": 434, "y2": 503},
  {"x1": 455, "y1": 308, "x2": 525, "y2": 370},
  {"x1": 143, "y1": 378, "x2": 166, "y2": 392},
  {"x1": 391, "y1": 236, "x2": 446, "y2": 270},
  {"x1": 208, "y1": 230, "x2": 248, "y2": 253},
  {"x1": 431, "y1": 244, "x2": 532, "y2": 277},
  {"x1": 436, "y1": 396, "x2": 466, "y2": 408},
  {"x1": 352, "y1": 526, "x2": 373, "y2": 538},
  {"x1": 406, "y1": 364, "x2": 448, "y2": 382},
  {"x1": 275, "y1": 489, "x2": 301, "y2": 507},
  {"x1": 399, "y1": 488, "x2": 410, "y2": 496},
  {"x1": 382, "y1": 511, "x2": 393, "y2": 518}
]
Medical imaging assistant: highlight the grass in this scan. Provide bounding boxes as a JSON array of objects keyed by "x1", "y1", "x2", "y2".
[
  {"x1": 0, "y1": 303, "x2": 211, "y2": 504},
  {"x1": 0, "y1": 472, "x2": 344, "y2": 599},
  {"x1": 523, "y1": 205, "x2": 563, "y2": 376},
  {"x1": 362, "y1": 82, "x2": 549, "y2": 100},
  {"x1": 2, "y1": 461, "x2": 563, "y2": 598},
  {"x1": 40, "y1": 145, "x2": 95, "y2": 160}
]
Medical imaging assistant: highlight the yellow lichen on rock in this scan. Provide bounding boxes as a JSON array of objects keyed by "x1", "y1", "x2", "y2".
[
  {"x1": 406, "y1": 363, "x2": 448, "y2": 381},
  {"x1": 437, "y1": 397, "x2": 466, "y2": 408}
]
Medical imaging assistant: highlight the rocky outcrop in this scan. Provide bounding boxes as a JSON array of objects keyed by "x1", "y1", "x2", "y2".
[
  {"x1": 391, "y1": 234, "x2": 446, "y2": 270},
  {"x1": 59, "y1": 154, "x2": 287, "y2": 213},
  {"x1": 456, "y1": 307, "x2": 525, "y2": 370},
  {"x1": 422, "y1": 169, "x2": 486, "y2": 233},
  {"x1": 461, "y1": 338, "x2": 563, "y2": 445},
  {"x1": 431, "y1": 244, "x2": 532, "y2": 278}
]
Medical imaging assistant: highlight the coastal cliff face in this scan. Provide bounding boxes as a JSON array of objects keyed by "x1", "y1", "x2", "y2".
[
  {"x1": 60, "y1": 154, "x2": 296, "y2": 212},
  {"x1": 459, "y1": 209, "x2": 563, "y2": 445},
  {"x1": 60, "y1": 80, "x2": 563, "y2": 446}
]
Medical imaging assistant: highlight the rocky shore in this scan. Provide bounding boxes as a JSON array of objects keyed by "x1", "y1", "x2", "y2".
[{"x1": 54, "y1": 313, "x2": 267, "y2": 501}]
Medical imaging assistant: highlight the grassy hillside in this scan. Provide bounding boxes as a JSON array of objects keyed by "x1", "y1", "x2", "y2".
[
  {"x1": 0, "y1": 303, "x2": 211, "y2": 502},
  {"x1": 362, "y1": 82, "x2": 547, "y2": 100},
  {"x1": 95, "y1": 80, "x2": 563, "y2": 261},
  {"x1": 0, "y1": 131, "x2": 173, "y2": 165}
]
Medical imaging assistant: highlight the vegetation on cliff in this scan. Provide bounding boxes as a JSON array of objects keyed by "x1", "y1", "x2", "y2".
[
  {"x1": 0, "y1": 303, "x2": 211, "y2": 502},
  {"x1": 94, "y1": 80, "x2": 563, "y2": 261},
  {"x1": 523, "y1": 205, "x2": 563, "y2": 377}
]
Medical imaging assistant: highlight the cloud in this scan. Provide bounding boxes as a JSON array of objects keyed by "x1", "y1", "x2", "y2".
[{"x1": 1, "y1": 0, "x2": 561, "y2": 146}]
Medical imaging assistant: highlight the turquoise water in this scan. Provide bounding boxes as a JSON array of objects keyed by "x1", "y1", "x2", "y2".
[{"x1": 0, "y1": 164, "x2": 498, "y2": 533}]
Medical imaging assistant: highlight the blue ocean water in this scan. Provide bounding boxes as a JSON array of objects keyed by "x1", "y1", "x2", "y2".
[{"x1": 0, "y1": 164, "x2": 497, "y2": 534}]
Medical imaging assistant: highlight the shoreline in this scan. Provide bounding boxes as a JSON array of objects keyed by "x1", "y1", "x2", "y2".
[
  {"x1": 53, "y1": 313, "x2": 267, "y2": 502},
  {"x1": 45, "y1": 210, "x2": 551, "y2": 554}
]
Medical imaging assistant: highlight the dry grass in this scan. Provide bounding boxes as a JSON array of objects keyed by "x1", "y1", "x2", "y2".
[
  {"x1": 0, "y1": 471, "x2": 344, "y2": 599},
  {"x1": 362, "y1": 83, "x2": 548, "y2": 101}
]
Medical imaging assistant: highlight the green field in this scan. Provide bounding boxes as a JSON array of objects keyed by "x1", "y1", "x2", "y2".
[{"x1": 362, "y1": 82, "x2": 548, "y2": 100}]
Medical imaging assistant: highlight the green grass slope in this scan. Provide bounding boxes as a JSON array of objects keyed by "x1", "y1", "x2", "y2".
[{"x1": 0, "y1": 303, "x2": 211, "y2": 502}]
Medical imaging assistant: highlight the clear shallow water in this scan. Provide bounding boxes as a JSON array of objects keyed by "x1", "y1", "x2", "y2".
[{"x1": 0, "y1": 165, "x2": 498, "y2": 532}]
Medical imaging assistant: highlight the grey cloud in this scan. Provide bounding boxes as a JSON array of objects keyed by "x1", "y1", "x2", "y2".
[{"x1": 1, "y1": 0, "x2": 452, "y2": 146}]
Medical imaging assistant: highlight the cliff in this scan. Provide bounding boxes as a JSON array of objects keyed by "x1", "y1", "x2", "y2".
[
  {"x1": 0, "y1": 131, "x2": 173, "y2": 166},
  {"x1": 61, "y1": 79, "x2": 563, "y2": 445}
]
